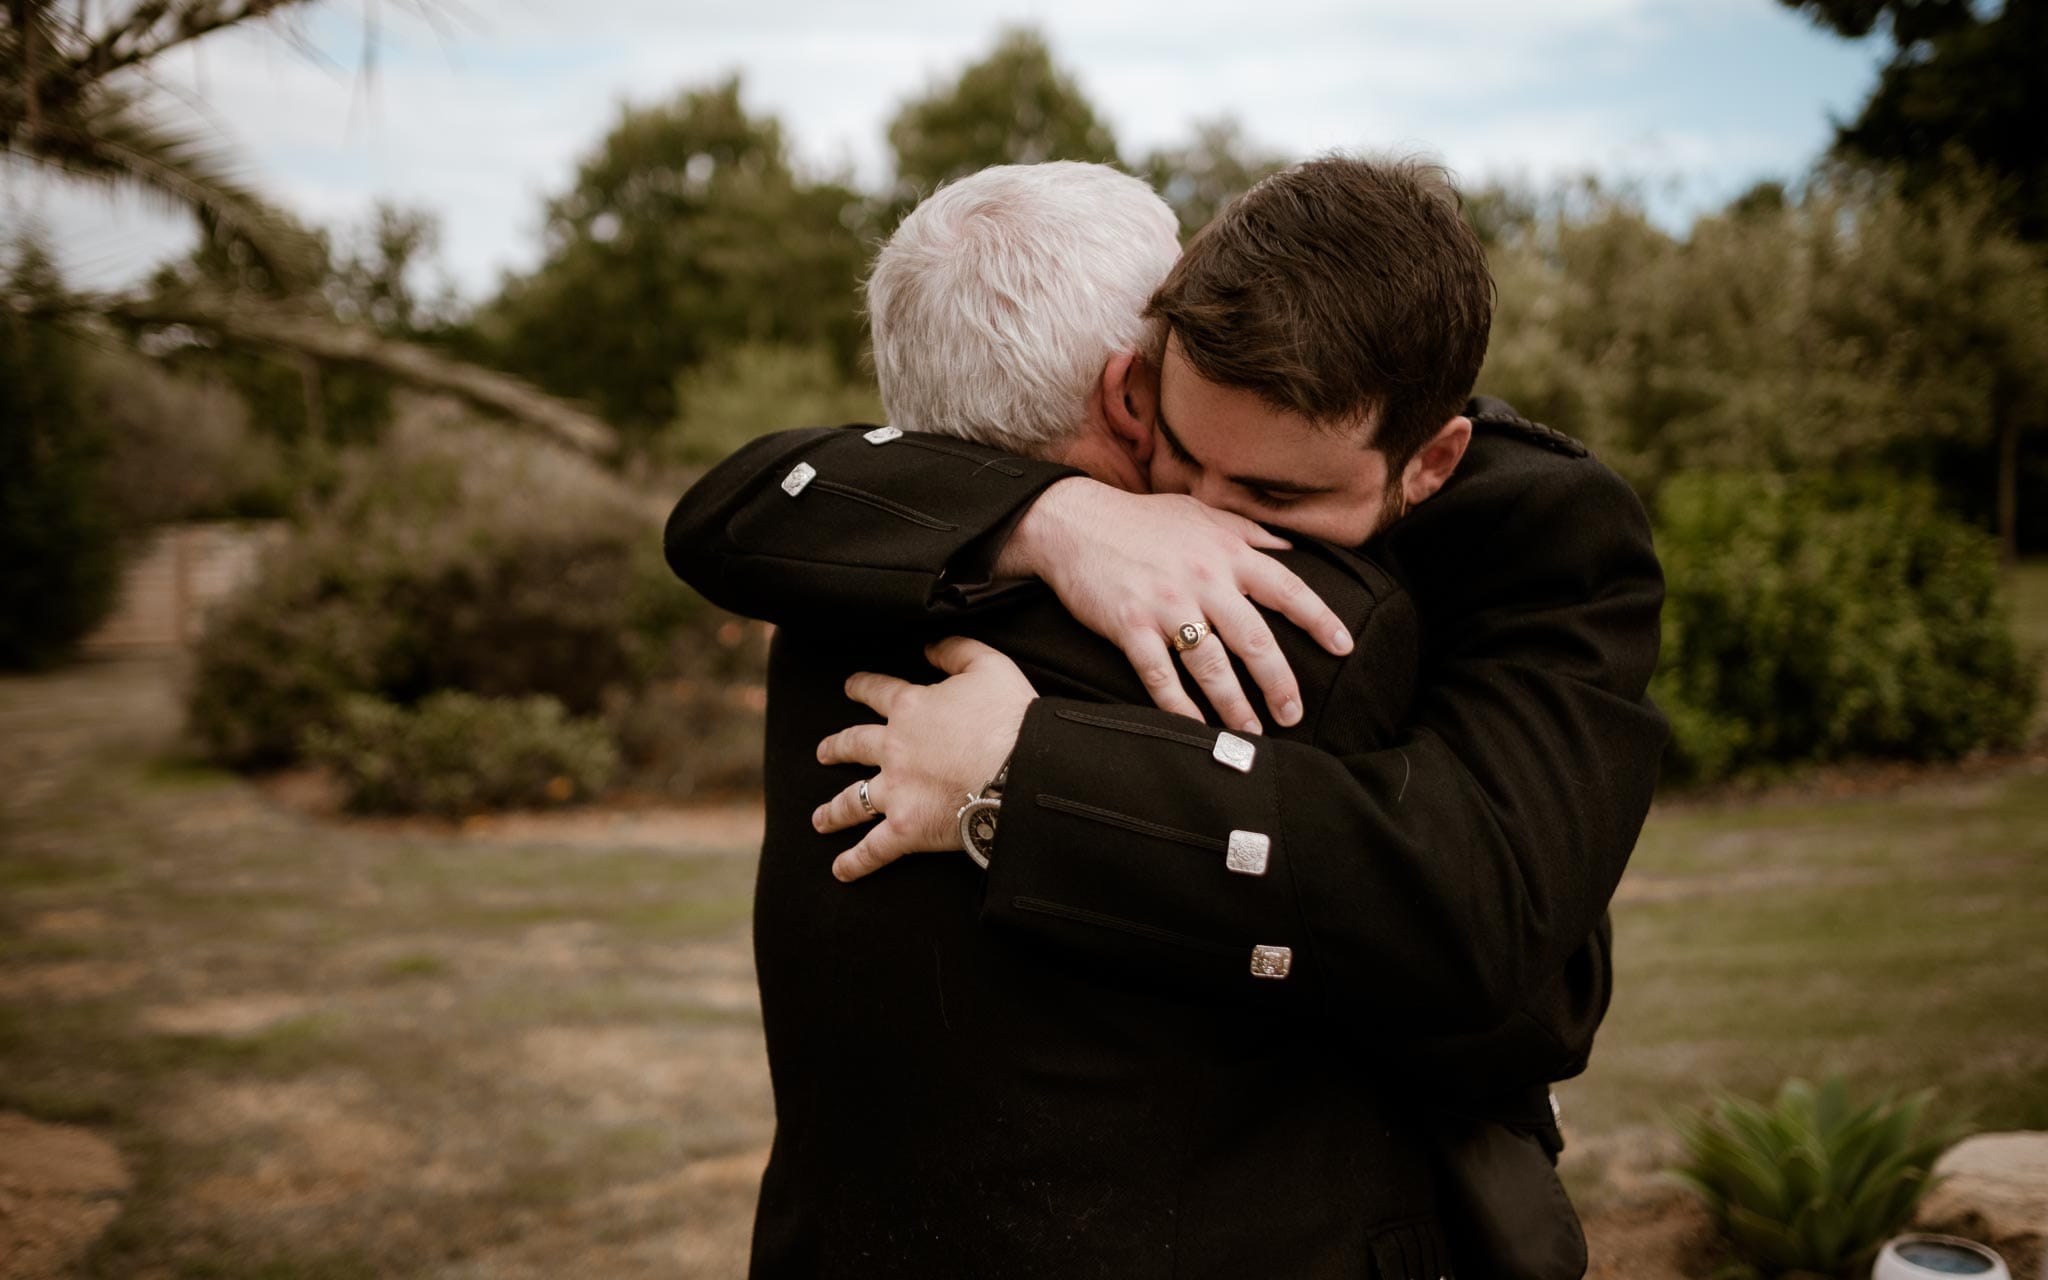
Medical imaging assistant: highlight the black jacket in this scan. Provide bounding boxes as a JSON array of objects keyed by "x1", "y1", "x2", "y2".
[
  {"x1": 664, "y1": 399, "x2": 1667, "y2": 1274},
  {"x1": 731, "y1": 523, "x2": 1458, "y2": 1277}
]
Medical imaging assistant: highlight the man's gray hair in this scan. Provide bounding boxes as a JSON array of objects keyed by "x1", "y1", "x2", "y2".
[{"x1": 865, "y1": 161, "x2": 1182, "y2": 454}]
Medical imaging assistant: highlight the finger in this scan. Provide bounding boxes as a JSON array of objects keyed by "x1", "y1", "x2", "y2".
[
  {"x1": 924, "y1": 635, "x2": 1000, "y2": 675},
  {"x1": 816, "y1": 723, "x2": 887, "y2": 766},
  {"x1": 1242, "y1": 555, "x2": 1354, "y2": 657},
  {"x1": 813, "y1": 776, "x2": 883, "y2": 834},
  {"x1": 1215, "y1": 509, "x2": 1291, "y2": 551},
  {"x1": 832, "y1": 821, "x2": 914, "y2": 882},
  {"x1": 1208, "y1": 595, "x2": 1303, "y2": 728},
  {"x1": 1175, "y1": 626, "x2": 1261, "y2": 734},
  {"x1": 844, "y1": 671, "x2": 915, "y2": 717},
  {"x1": 1121, "y1": 629, "x2": 1204, "y2": 722}
]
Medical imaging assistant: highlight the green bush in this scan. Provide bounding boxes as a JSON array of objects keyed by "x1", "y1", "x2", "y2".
[
  {"x1": 89, "y1": 347, "x2": 292, "y2": 528},
  {"x1": 0, "y1": 250, "x2": 122, "y2": 669},
  {"x1": 189, "y1": 412, "x2": 697, "y2": 766},
  {"x1": 186, "y1": 410, "x2": 765, "y2": 800},
  {"x1": 1671, "y1": 1077, "x2": 1959, "y2": 1280},
  {"x1": 1654, "y1": 472, "x2": 2037, "y2": 783},
  {"x1": 657, "y1": 342, "x2": 883, "y2": 467},
  {"x1": 304, "y1": 692, "x2": 617, "y2": 815}
]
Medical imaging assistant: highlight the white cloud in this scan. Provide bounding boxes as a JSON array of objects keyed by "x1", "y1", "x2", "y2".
[{"x1": 4, "y1": 0, "x2": 1871, "y2": 296}]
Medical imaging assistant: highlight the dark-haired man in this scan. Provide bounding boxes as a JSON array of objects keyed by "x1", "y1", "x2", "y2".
[{"x1": 672, "y1": 154, "x2": 1665, "y2": 1277}]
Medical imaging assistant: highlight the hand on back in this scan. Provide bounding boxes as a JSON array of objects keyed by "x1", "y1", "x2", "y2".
[{"x1": 1000, "y1": 478, "x2": 1353, "y2": 734}]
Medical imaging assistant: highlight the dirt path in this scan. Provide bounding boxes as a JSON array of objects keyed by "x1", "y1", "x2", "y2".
[{"x1": 0, "y1": 656, "x2": 772, "y2": 1279}]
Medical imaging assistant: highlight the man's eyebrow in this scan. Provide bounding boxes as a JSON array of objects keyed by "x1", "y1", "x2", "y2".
[{"x1": 1158, "y1": 408, "x2": 1338, "y2": 496}]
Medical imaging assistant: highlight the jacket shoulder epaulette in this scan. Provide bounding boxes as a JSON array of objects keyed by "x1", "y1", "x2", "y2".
[{"x1": 1466, "y1": 398, "x2": 1589, "y2": 459}]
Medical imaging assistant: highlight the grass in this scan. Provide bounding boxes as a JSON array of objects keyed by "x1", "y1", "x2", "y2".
[
  {"x1": 0, "y1": 657, "x2": 766, "y2": 1280},
  {"x1": 1568, "y1": 767, "x2": 2048, "y2": 1140},
  {"x1": 4, "y1": 649, "x2": 2046, "y2": 1275},
  {"x1": 2010, "y1": 557, "x2": 2048, "y2": 737}
]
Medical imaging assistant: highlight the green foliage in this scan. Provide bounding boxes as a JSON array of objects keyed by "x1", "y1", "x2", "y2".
[
  {"x1": 87, "y1": 346, "x2": 292, "y2": 527},
  {"x1": 1671, "y1": 1077, "x2": 1960, "y2": 1279},
  {"x1": 480, "y1": 77, "x2": 870, "y2": 437},
  {"x1": 321, "y1": 202, "x2": 462, "y2": 340},
  {"x1": 0, "y1": 244, "x2": 122, "y2": 668},
  {"x1": 1652, "y1": 472, "x2": 2036, "y2": 783},
  {"x1": 1481, "y1": 174, "x2": 2048, "y2": 552},
  {"x1": 886, "y1": 28, "x2": 1120, "y2": 208},
  {"x1": 303, "y1": 692, "x2": 618, "y2": 816},
  {"x1": 185, "y1": 410, "x2": 766, "y2": 802},
  {"x1": 1782, "y1": 0, "x2": 2048, "y2": 241},
  {"x1": 147, "y1": 205, "x2": 422, "y2": 449},
  {"x1": 1138, "y1": 117, "x2": 1288, "y2": 237},
  {"x1": 187, "y1": 414, "x2": 688, "y2": 768},
  {"x1": 658, "y1": 343, "x2": 883, "y2": 466}
]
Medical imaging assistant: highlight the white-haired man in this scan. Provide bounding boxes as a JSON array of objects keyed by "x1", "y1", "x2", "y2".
[{"x1": 668, "y1": 160, "x2": 1630, "y2": 1277}]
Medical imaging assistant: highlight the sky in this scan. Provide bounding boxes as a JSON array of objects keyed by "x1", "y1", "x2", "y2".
[{"x1": 5, "y1": 0, "x2": 1888, "y2": 300}]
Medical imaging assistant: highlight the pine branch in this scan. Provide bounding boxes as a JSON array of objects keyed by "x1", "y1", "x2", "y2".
[{"x1": 94, "y1": 290, "x2": 621, "y2": 457}]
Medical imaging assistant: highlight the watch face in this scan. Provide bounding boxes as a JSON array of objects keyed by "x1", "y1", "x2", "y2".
[{"x1": 959, "y1": 797, "x2": 1001, "y2": 868}]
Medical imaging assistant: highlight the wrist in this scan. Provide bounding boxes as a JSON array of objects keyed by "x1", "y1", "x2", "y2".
[{"x1": 996, "y1": 477, "x2": 1092, "y2": 581}]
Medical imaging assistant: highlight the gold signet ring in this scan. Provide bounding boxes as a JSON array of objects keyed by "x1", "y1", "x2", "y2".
[{"x1": 1170, "y1": 621, "x2": 1212, "y2": 653}]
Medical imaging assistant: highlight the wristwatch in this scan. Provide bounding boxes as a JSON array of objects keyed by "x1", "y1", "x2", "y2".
[{"x1": 954, "y1": 759, "x2": 1009, "y2": 870}]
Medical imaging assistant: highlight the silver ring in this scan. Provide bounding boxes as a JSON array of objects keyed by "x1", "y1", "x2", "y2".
[
  {"x1": 1170, "y1": 620, "x2": 1211, "y2": 653},
  {"x1": 857, "y1": 777, "x2": 878, "y2": 817}
]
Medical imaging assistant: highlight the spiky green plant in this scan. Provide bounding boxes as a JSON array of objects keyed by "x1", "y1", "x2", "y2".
[{"x1": 1670, "y1": 1077, "x2": 1962, "y2": 1280}]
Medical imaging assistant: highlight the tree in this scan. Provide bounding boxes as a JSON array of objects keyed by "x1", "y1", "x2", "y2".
[
  {"x1": 325, "y1": 202, "x2": 462, "y2": 341},
  {"x1": 2, "y1": 0, "x2": 323, "y2": 288},
  {"x1": 0, "y1": 241, "x2": 121, "y2": 668},
  {"x1": 1139, "y1": 117, "x2": 1288, "y2": 237},
  {"x1": 1480, "y1": 173, "x2": 2048, "y2": 557},
  {"x1": 1782, "y1": 0, "x2": 2048, "y2": 240},
  {"x1": 480, "y1": 78, "x2": 870, "y2": 439},
  {"x1": 886, "y1": 28, "x2": 1119, "y2": 212},
  {"x1": 3, "y1": 2, "x2": 616, "y2": 455}
]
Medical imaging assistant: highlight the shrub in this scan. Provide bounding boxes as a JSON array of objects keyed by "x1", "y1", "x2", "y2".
[
  {"x1": 0, "y1": 250, "x2": 122, "y2": 669},
  {"x1": 1671, "y1": 1077, "x2": 1959, "y2": 1280},
  {"x1": 657, "y1": 342, "x2": 883, "y2": 467},
  {"x1": 304, "y1": 692, "x2": 617, "y2": 815},
  {"x1": 187, "y1": 409, "x2": 765, "y2": 799},
  {"x1": 189, "y1": 412, "x2": 680, "y2": 765},
  {"x1": 1653, "y1": 472, "x2": 2037, "y2": 783},
  {"x1": 88, "y1": 347, "x2": 292, "y2": 528},
  {"x1": 607, "y1": 616, "x2": 771, "y2": 798}
]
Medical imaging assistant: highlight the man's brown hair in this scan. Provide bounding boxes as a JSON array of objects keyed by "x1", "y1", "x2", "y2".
[{"x1": 1146, "y1": 154, "x2": 1495, "y2": 472}]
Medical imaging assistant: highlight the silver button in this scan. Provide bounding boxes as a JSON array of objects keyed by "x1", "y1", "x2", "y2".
[
  {"x1": 1212, "y1": 732, "x2": 1256, "y2": 773},
  {"x1": 1225, "y1": 830, "x2": 1270, "y2": 876},
  {"x1": 863, "y1": 426, "x2": 903, "y2": 444},
  {"x1": 781, "y1": 462, "x2": 817, "y2": 496},
  {"x1": 1249, "y1": 945, "x2": 1292, "y2": 979}
]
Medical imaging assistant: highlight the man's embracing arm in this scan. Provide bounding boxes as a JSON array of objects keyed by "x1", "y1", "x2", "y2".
[
  {"x1": 663, "y1": 425, "x2": 1079, "y2": 628},
  {"x1": 666, "y1": 425, "x2": 1349, "y2": 734},
  {"x1": 979, "y1": 454, "x2": 1664, "y2": 1043}
]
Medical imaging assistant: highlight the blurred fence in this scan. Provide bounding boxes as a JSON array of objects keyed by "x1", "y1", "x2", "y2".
[{"x1": 84, "y1": 522, "x2": 286, "y2": 652}]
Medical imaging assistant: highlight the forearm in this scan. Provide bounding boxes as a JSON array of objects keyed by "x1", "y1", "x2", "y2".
[
  {"x1": 663, "y1": 425, "x2": 1079, "y2": 628},
  {"x1": 984, "y1": 687, "x2": 1658, "y2": 1038},
  {"x1": 982, "y1": 461, "x2": 1667, "y2": 1050}
]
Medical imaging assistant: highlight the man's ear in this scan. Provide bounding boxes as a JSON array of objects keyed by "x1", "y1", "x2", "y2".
[
  {"x1": 1400, "y1": 415, "x2": 1472, "y2": 507},
  {"x1": 1100, "y1": 350, "x2": 1159, "y2": 466}
]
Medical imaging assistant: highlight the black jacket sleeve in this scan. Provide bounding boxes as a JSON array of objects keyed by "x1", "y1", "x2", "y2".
[
  {"x1": 663, "y1": 420, "x2": 1662, "y2": 1086},
  {"x1": 984, "y1": 457, "x2": 1664, "y2": 1049},
  {"x1": 664, "y1": 425, "x2": 1078, "y2": 628}
]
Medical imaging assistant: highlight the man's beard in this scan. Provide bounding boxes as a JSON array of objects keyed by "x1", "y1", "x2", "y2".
[{"x1": 1369, "y1": 481, "x2": 1409, "y2": 540}]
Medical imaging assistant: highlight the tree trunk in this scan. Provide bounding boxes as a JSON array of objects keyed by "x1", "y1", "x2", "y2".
[
  {"x1": 298, "y1": 351, "x2": 325, "y2": 443},
  {"x1": 1996, "y1": 410, "x2": 2018, "y2": 566}
]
